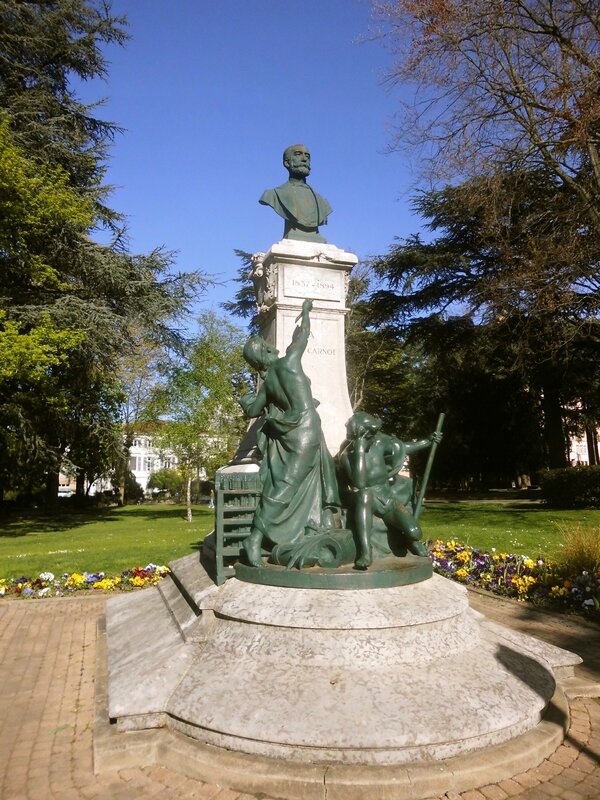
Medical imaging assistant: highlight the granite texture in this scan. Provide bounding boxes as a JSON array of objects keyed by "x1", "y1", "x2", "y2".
[
  {"x1": 211, "y1": 571, "x2": 467, "y2": 628},
  {"x1": 105, "y1": 553, "x2": 577, "y2": 766}
]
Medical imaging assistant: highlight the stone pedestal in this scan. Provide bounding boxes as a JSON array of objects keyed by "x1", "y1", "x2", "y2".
[
  {"x1": 96, "y1": 553, "x2": 589, "y2": 799},
  {"x1": 252, "y1": 239, "x2": 357, "y2": 454}
]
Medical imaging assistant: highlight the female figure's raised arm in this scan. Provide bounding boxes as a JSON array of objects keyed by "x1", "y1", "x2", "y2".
[{"x1": 285, "y1": 298, "x2": 313, "y2": 363}]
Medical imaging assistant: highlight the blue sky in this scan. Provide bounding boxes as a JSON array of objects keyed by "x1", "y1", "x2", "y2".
[{"x1": 82, "y1": 1, "x2": 422, "y2": 315}]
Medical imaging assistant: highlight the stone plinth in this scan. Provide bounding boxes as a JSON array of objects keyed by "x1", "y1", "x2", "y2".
[
  {"x1": 253, "y1": 239, "x2": 357, "y2": 454},
  {"x1": 102, "y1": 553, "x2": 581, "y2": 786}
]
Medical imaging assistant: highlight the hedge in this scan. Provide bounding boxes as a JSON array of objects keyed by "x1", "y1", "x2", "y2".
[{"x1": 541, "y1": 466, "x2": 600, "y2": 508}]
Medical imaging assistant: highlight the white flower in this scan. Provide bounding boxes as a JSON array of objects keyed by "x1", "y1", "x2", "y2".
[
  {"x1": 583, "y1": 598, "x2": 595, "y2": 607},
  {"x1": 39, "y1": 571, "x2": 55, "y2": 582},
  {"x1": 37, "y1": 587, "x2": 50, "y2": 597}
]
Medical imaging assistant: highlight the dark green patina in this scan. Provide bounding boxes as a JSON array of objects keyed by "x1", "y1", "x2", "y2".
[
  {"x1": 233, "y1": 300, "x2": 445, "y2": 587},
  {"x1": 234, "y1": 555, "x2": 433, "y2": 589},
  {"x1": 259, "y1": 144, "x2": 332, "y2": 242},
  {"x1": 338, "y1": 412, "x2": 443, "y2": 570},
  {"x1": 239, "y1": 299, "x2": 341, "y2": 569}
]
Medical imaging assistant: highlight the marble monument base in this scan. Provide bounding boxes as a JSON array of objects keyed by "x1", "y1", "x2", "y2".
[{"x1": 95, "y1": 552, "x2": 586, "y2": 798}]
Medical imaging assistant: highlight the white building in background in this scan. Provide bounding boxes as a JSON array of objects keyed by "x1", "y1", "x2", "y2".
[
  {"x1": 128, "y1": 434, "x2": 179, "y2": 492},
  {"x1": 568, "y1": 431, "x2": 599, "y2": 467}
]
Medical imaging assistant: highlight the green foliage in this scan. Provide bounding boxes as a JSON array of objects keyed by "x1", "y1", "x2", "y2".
[
  {"x1": 370, "y1": 169, "x2": 599, "y2": 346},
  {"x1": 0, "y1": 0, "x2": 128, "y2": 221},
  {"x1": 0, "y1": 3, "x2": 209, "y2": 502},
  {"x1": 221, "y1": 250, "x2": 261, "y2": 332},
  {"x1": 123, "y1": 470, "x2": 144, "y2": 504},
  {"x1": 541, "y1": 467, "x2": 600, "y2": 509},
  {"x1": 0, "y1": 311, "x2": 84, "y2": 382},
  {"x1": 370, "y1": 3, "x2": 600, "y2": 479},
  {"x1": 0, "y1": 117, "x2": 94, "y2": 287},
  {"x1": 367, "y1": 169, "x2": 600, "y2": 476},
  {"x1": 147, "y1": 468, "x2": 185, "y2": 499},
  {"x1": 149, "y1": 313, "x2": 251, "y2": 519},
  {"x1": 374, "y1": 0, "x2": 600, "y2": 234}
]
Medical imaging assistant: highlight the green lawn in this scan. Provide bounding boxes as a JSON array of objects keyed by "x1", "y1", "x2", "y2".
[
  {"x1": 421, "y1": 501, "x2": 600, "y2": 559},
  {"x1": 0, "y1": 504, "x2": 214, "y2": 579},
  {"x1": 2, "y1": 501, "x2": 600, "y2": 580}
]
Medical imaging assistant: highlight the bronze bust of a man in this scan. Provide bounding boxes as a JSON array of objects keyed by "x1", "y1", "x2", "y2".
[{"x1": 259, "y1": 144, "x2": 332, "y2": 243}]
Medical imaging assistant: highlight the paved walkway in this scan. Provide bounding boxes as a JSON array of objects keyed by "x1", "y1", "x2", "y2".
[{"x1": 0, "y1": 590, "x2": 599, "y2": 800}]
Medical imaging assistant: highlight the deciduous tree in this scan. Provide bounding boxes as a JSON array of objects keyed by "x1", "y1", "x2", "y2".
[
  {"x1": 149, "y1": 314, "x2": 251, "y2": 522},
  {"x1": 373, "y1": 0, "x2": 600, "y2": 229}
]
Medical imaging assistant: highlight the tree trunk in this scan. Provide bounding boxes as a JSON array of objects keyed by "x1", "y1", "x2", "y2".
[
  {"x1": 120, "y1": 444, "x2": 129, "y2": 505},
  {"x1": 121, "y1": 425, "x2": 134, "y2": 506},
  {"x1": 541, "y1": 385, "x2": 568, "y2": 469},
  {"x1": 585, "y1": 426, "x2": 599, "y2": 466},
  {"x1": 75, "y1": 470, "x2": 85, "y2": 497},
  {"x1": 45, "y1": 470, "x2": 60, "y2": 507},
  {"x1": 186, "y1": 473, "x2": 193, "y2": 523}
]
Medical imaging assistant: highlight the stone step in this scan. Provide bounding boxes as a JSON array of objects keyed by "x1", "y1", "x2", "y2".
[
  {"x1": 167, "y1": 551, "x2": 219, "y2": 615},
  {"x1": 156, "y1": 575, "x2": 199, "y2": 639},
  {"x1": 106, "y1": 588, "x2": 192, "y2": 722},
  {"x1": 481, "y1": 619, "x2": 582, "y2": 678}
]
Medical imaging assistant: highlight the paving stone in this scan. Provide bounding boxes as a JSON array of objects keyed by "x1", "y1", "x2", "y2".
[
  {"x1": 571, "y1": 755, "x2": 597, "y2": 774},
  {"x1": 561, "y1": 767, "x2": 595, "y2": 785},
  {"x1": 174, "y1": 782, "x2": 223, "y2": 799},
  {"x1": 1, "y1": 592, "x2": 600, "y2": 800},
  {"x1": 567, "y1": 729, "x2": 590, "y2": 746},
  {"x1": 532, "y1": 783, "x2": 563, "y2": 797},
  {"x1": 529, "y1": 761, "x2": 564, "y2": 781},
  {"x1": 116, "y1": 767, "x2": 145, "y2": 782},
  {"x1": 576, "y1": 772, "x2": 600, "y2": 790},
  {"x1": 550, "y1": 769, "x2": 590, "y2": 790},
  {"x1": 512, "y1": 771, "x2": 541, "y2": 789},
  {"x1": 157, "y1": 769, "x2": 190, "y2": 789},
  {"x1": 496, "y1": 780, "x2": 524, "y2": 797},
  {"x1": 513, "y1": 788, "x2": 553, "y2": 799},
  {"x1": 559, "y1": 790, "x2": 589, "y2": 800},
  {"x1": 479, "y1": 785, "x2": 509, "y2": 799},
  {"x1": 549, "y1": 747, "x2": 578, "y2": 767}
]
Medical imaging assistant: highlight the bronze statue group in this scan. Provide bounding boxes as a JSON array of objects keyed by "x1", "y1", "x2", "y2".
[{"x1": 240, "y1": 299, "x2": 442, "y2": 571}]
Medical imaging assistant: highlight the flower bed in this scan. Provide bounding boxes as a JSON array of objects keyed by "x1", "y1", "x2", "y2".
[
  {"x1": 2, "y1": 543, "x2": 599, "y2": 615},
  {"x1": 429, "y1": 539, "x2": 600, "y2": 614},
  {"x1": 0, "y1": 564, "x2": 169, "y2": 598}
]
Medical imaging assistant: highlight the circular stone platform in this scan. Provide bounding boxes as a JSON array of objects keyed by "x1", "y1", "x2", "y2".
[{"x1": 162, "y1": 572, "x2": 560, "y2": 765}]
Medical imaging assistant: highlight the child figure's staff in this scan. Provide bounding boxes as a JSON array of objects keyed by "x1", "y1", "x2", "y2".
[{"x1": 414, "y1": 413, "x2": 445, "y2": 521}]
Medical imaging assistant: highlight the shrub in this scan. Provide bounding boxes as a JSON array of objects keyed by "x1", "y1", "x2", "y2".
[
  {"x1": 540, "y1": 466, "x2": 600, "y2": 508},
  {"x1": 125, "y1": 470, "x2": 144, "y2": 504},
  {"x1": 147, "y1": 468, "x2": 184, "y2": 500},
  {"x1": 556, "y1": 523, "x2": 600, "y2": 576}
]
